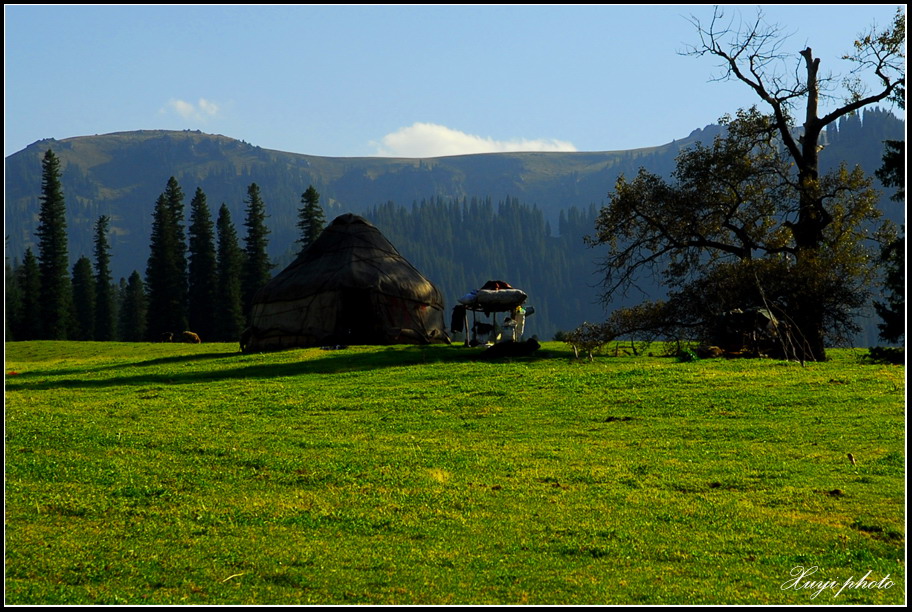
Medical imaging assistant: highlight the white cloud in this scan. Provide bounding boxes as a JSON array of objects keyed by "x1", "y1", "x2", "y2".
[
  {"x1": 162, "y1": 98, "x2": 221, "y2": 121},
  {"x1": 372, "y1": 122, "x2": 577, "y2": 157},
  {"x1": 197, "y1": 98, "x2": 220, "y2": 116}
]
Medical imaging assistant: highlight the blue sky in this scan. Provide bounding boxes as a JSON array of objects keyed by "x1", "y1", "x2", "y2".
[{"x1": 4, "y1": 4, "x2": 905, "y2": 159}]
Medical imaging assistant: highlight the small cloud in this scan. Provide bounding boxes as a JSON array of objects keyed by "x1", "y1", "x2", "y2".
[
  {"x1": 197, "y1": 98, "x2": 220, "y2": 116},
  {"x1": 162, "y1": 98, "x2": 221, "y2": 121},
  {"x1": 168, "y1": 99, "x2": 197, "y2": 119},
  {"x1": 371, "y1": 122, "x2": 577, "y2": 157}
]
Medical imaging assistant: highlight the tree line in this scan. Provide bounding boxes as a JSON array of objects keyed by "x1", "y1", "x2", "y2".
[
  {"x1": 5, "y1": 150, "x2": 326, "y2": 343},
  {"x1": 6, "y1": 11, "x2": 904, "y2": 355},
  {"x1": 362, "y1": 197, "x2": 603, "y2": 339},
  {"x1": 4, "y1": 147, "x2": 603, "y2": 344}
]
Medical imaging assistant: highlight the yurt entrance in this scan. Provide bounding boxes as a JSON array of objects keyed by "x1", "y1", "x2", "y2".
[{"x1": 337, "y1": 288, "x2": 383, "y2": 344}]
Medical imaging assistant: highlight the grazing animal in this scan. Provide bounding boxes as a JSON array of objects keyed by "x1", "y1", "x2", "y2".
[
  {"x1": 696, "y1": 345, "x2": 724, "y2": 359},
  {"x1": 160, "y1": 332, "x2": 174, "y2": 342},
  {"x1": 181, "y1": 331, "x2": 202, "y2": 344}
]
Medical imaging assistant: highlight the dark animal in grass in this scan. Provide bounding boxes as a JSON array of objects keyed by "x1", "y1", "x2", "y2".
[
  {"x1": 160, "y1": 332, "x2": 174, "y2": 342},
  {"x1": 477, "y1": 338, "x2": 541, "y2": 360},
  {"x1": 473, "y1": 322, "x2": 494, "y2": 335},
  {"x1": 696, "y1": 345, "x2": 724, "y2": 359},
  {"x1": 181, "y1": 331, "x2": 202, "y2": 344}
]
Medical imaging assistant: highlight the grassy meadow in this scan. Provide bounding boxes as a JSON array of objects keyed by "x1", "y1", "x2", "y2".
[{"x1": 4, "y1": 340, "x2": 906, "y2": 605}]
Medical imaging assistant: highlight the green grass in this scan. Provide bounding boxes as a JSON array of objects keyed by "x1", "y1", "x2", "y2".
[{"x1": 4, "y1": 341, "x2": 905, "y2": 605}]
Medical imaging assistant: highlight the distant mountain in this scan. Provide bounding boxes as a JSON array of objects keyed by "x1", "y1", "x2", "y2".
[
  {"x1": 3, "y1": 124, "x2": 728, "y2": 280},
  {"x1": 4, "y1": 109, "x2": 904, "y2": 342}
]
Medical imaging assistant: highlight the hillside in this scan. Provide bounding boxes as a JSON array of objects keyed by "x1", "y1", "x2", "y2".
[
  {"x1": 4, "y1": 109, "x2": 904, "y2": 341},
  {"x1": 3, "y1": 124, "x2": 726, "y2": 281}
]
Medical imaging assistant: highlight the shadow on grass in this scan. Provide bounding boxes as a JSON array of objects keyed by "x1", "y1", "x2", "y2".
[{"x1": 5, "y1": 344, "x2": 563, "y2": 391}]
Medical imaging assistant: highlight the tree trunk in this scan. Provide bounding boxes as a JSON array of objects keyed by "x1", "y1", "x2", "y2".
[{"x1": 789, "y1": 49, "x2": 830, "y2": 361}]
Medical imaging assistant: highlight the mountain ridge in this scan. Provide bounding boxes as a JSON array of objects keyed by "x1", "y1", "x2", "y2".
[{"x1": 5, "y1": 109, "x2": 903, "y2": 287}]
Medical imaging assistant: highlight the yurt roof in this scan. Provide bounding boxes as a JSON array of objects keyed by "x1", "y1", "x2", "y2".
[{"x1": 254, "y1": 214, "x2": 442, "y2": 304}]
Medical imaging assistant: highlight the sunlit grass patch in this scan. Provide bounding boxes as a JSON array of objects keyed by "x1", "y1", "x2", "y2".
[{"x1": 4, "y1": 341, "x2": 904, "y2": 604}]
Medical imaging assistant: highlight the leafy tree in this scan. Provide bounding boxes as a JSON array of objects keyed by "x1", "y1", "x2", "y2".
[
  {"x1": 145, "y1": 181, "x2": 188, "y2": 339},
  {"x1": 70, "y1": 256, "x2": 96, "y2": 340},
  {"x1": 93, "y1": 215, "x2": 116, "y2": 341},
  {"x1": 118, "y1": 271, "x2": 148, "y2": 342},
  {"x1": 297, "y1": 184, "x2": 325, "y2": 254},
  {"x1": 241, "y1": 183, "x2": 272, "y2": 316},
  {"x1": 589, "y1": 108, "x2": 886, "y2": 360},
  {"x1": 592, "y1": 8, "x2": 905, "y2": 361},
  {"x1": 35, "y1": 149, "x2": 72, "y2": 339},
  {"x1": 187, "y1": 187, "x2": 218, "y2": 341},
  {"x1": 215, "y1": 204, "x2": 246, "y2": 342}
]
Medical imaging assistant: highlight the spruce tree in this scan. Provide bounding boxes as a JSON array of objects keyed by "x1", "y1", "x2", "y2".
[
  {"x1": 93, "y1": 215, "x2": 116, "y2": 340},
  {"x1": 873, "y1": 138, "x2": 905, "y2": 345},
  {"x1": 163, "y1": 176, "x2": 188, "y2": 326},
  {"x1": 5, "y1": 255, "x2": 24, "y2": 340},
  {"x1": 297, "y1": 184, "x2": 325, "y2": 254},
  {"x1": 71, "y1": 256, "x2": 96, "y2": 340},
  {"x1": 215, "y1": 204, "x2": 246, "y2": 341},
  {"x1": 35, "y1": 149, "x2": 72, "y2": 339},
  {"x1": 118, "y1": 271, "x2": 147, "y2": 342},
  {"x1": 187, "y1": 187, "x2": 218, "y2": 341},
  {"x1": 241, "y1": 183, "x2": 272, "y2": 315},
  {"x1": 17, "y1": 248, "x2": 43, "y2": 340},
  {"x1": 145, "y1": 187, "x2": 188, "y2": 339}
]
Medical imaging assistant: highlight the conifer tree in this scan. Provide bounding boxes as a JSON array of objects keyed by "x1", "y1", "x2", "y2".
[
  {"x1": 5, "y1": 255, "x2": 24, "y2": 340},
  {"x1": 35, "y1": 149, "x2": 72, "y2": 339},
  {"x1": 874, "y1": 139, "x2": 905, "y2": 344},
  {"x1": 297, "y1": 184, "x2": 325, "y2": 254},
  {"x1": 187, "y1": 187, "x2": 218, "y2": 340},
  {"x1": 215, "y1": 204, "x2": 246, "y2": 342},
  {"x1": 118, "y1": 271, "x2": 147, "y2": 342},
  {"x1": 163, "y1": 176, "x2": 188, "y2": 323},
  {"x1": 93, "y1": 215, "x2": 116, "y2": 340},
  {"x1": 241, "y1": 183, "x2": 272, "y2": 315},
  {"x1": 145, "y1": 183, "x2": 188, "y2": 339},
  {"x1": 15, "y1": 248, "x2": 42, "y2": 340},
  {"x1": 71, "y1": 256, "x2": 96, "y2": 340}
]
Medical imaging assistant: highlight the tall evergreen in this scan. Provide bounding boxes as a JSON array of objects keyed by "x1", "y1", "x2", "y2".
[
  {"x1": 187, "y1": 187, "x2": 218, "y2": 340},
  {"x1": 118, "y1": 271, "x2": 147, "y2": 342},
  {"x1": 215, "y1": 204, "x2": 246, "y2": 342},
  {"x1": 163, "y1": 176, "x2": 188, "y2": 324},
  {"x1": 16, "y1": 248, "x2": 43, "y2": 340},
  {"x1": 297, "y1": 184, "x2": 325, "y2": 254},
  {"x1": 70, "y1": 256, "x2": 96, "y2": 340},
  {"x1": 874, "y1": 139, "x2": 905, "y2": 344},
  {"x1": 35, "y1": 149, "x2": 72, "y2": 339},
  {"x1": 93, "y1": 215, "x2": 116, "y2": 340},
  {"x1": 5, "y1": 254, "x2": 25, "y2": 340},
  {"x1": 241, "y1": 183, "x2": 272, "y2": 315},
  {"x1": 145, "y1": 186, "x2": 188, "y2": 338}
]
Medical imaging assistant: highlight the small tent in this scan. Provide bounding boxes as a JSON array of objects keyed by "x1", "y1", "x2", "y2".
[{"x1": 242, "y1": 214, "x2": 450, "y2": 352}]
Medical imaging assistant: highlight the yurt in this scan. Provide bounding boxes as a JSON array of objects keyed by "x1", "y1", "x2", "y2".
[{"x1": 242, "y1": 214, "x2": 450, "y2": 352}]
